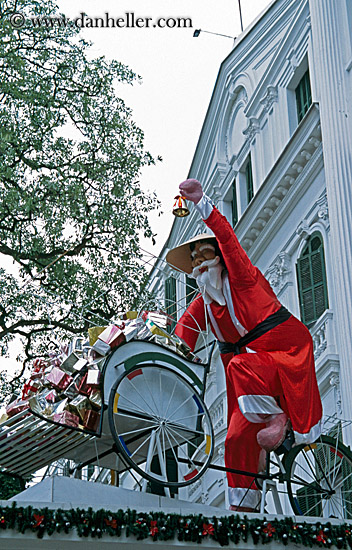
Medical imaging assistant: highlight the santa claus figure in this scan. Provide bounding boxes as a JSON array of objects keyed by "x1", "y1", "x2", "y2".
[{"x1": 166, "y1": 179, "x2": 322, "y2": 512}]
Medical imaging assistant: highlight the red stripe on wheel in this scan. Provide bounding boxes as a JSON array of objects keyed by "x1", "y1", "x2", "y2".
[
  {"x1": 127, "y1": 368, "x2": 143, "y2": 380},
  {"x1": 184, "y1": 468, "x2": 198, "y2": 481}
]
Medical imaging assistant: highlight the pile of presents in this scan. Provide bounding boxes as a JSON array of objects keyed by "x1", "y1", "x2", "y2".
[{"x1": 2, "y1": 311, "x2": 199, "y2": 434}]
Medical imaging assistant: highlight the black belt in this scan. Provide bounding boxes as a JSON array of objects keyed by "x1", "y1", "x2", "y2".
[{"x1": 217, "y1": 305, "x2": 292, "y2": 355}]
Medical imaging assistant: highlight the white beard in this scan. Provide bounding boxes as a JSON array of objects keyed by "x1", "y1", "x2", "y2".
[{"x1": 191, "y1": 257, "x2": 226, "y2": 305}]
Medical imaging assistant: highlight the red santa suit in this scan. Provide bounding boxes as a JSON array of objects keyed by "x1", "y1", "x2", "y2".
[{"x1": 174, "y1": 197, "x2": 322, "y2": 509}]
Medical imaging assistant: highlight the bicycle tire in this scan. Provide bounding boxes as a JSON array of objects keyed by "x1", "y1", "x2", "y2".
[
  {"x1": 284, "y1": 434, "x2": 352, "y2": 519},
  {"x1": 108, "y1": 363, "x2": 214, "y2": 488}
]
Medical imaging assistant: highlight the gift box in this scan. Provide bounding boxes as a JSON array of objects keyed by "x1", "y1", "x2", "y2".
[
  {"x1": 6, "y1": 398, "x2": 30, "y2": 418},
  {"x1": 60, "y1": 353, "x2": 87, "y2": 374},
  {"x1": 142, "y1": 310, "x2": 172, "y2": 328},
  {"x1": 86, "y1": 368, "x2": 101, "y2": 387},
  {"x1": 21, "y1": 379, "x2": 41, "y2": 400},
  {"x1": 121, "y1": 310, "x2": 138, "y2": 320},
  {"x1": 74, "y1": 372, "x2": 91, "y2": 396},
  {"x1": 68, "y1": 395, "x2": 92, "y2": 420},
  {"x1": 92, "y1": 324, "x2": 125, "y2": 356},
  {"x1": 45, "y1": 389, "x2": 58, "y2": 403},
  {"x1": 88, "y1": 326, "x2": 107, "y2": 346},
  {"x1": 46, "y1": 367, "x2": 73, "y2": 390},
  {"x1": 82, "y1": 409, "x2": 100, "y2": 432},
  {"x1": 89, "y1": 390, "x2": 102, "y2": 409},
  {"x1": 53, "y1": 410, "x2": 79, "y2": 428}
]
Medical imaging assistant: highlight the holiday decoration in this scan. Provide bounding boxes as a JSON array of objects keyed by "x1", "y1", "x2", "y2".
[
  {"x1": 0, "y1": 503, "x2": 350, "y2": 547},
  {"x1": 5, "y1": 309, "x2": 200, "y2": 436},
  {"x1": 172, "y1": 195, "x2": 190, "y2": 217}
]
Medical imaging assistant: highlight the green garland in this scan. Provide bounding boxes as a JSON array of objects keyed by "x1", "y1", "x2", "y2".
[{"x1": 0, "y1": 502, "x2": 351, "y2": 547}]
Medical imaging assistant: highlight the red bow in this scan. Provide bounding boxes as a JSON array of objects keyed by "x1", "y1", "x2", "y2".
[
  {"x1": 150, "y1": 520, "x2": 158, "y2": 536},
  {"x1": 105, "y1": 518, "x2": 118, "y2": 529},
  {"x1": 33, "y1": 514, "x2": 44, "y2": 528},
  {"x1": 316, "y1": 530, "x2": 327, "y2": 543},
  {"x1": 263, "y1": 523, "x2": 276, "y2": 537},
  {"x1": 202, "y1": 522, "x2": 214, "y2": 536}
]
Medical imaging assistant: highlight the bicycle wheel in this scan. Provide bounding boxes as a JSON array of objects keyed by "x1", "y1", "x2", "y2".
[
  {"x1": 108, "y1": 364, "x2": 214, "y2": 488},
  {"x1": 284, "y1": 434, "x2": 352, "y2": 519}
]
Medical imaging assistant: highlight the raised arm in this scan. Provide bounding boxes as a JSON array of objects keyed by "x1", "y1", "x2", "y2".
[{"x1": 179, "y1": 179, "x2": 258, "y2": 286}]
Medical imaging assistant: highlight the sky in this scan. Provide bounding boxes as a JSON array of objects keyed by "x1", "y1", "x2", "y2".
[
  {"x1": 2, "y1": 0, "x2": 272, "y2": 376},
  {"x1": 56, "y1": 0, "x2": 272, "y2": 253}
]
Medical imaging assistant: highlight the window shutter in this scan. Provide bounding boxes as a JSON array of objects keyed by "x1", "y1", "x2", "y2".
[
  {"x1": 246, "y1": 155, "x2": 254, "y2": 204},
  {"x1": 165, "y1": 277, "x2": 177, "y2": 332},
  {"x1": 232, "y1": 179, "x2": 238, "y2": 226},
  {"x1": 186, "y1": 276, "x2": 197, "y2": 306},
  {"x1": 295, "y1": 70, "x2": 312, "y2": 123},
  {"x1": 296, "y1": 233, "x2": 328, "y2": 326}
]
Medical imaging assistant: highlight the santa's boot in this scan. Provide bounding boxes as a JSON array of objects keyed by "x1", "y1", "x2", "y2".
[{"x1": 256, "y1": 413, "x2": 290, "y2": 452}]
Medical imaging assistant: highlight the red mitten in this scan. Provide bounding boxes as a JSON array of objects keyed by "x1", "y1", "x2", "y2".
[{"x1": 179, "y1": 179, "x2": 203, "y2": 204}]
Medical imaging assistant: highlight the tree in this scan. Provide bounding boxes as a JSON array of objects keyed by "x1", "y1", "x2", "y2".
[{"x1": 0, "y1": 0, "x2": 160, "y2": 387}]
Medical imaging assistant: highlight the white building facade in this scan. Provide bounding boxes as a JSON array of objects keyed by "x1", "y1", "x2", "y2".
[{"x1": 146, "y1": 0, "x2": 352, "y2": 509}]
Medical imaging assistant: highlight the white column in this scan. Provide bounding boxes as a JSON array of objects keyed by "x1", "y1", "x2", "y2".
[{"x1": 309, "y1": 0, "x2": 352, "y2": 425}]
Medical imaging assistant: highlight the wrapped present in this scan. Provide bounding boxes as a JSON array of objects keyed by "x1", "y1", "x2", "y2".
[
  {"x1": 63, "y1": 376, "x2": 81, "y2": 399},
  {"x1": 60, "y1": 353, "x2": 87, "y2": 374},
  {"x1": 74, "y1": 372, "x2": 91, "y2": 396},
  {"x1": 88, "y1": 326, "x2": 107, "y2": 346},
  {"x1": 141, "y1": 310, "x2": 172, "y2": 328},
  {"x1": 123, "y1": 319, "x2": 140, "y2": 342},
  {"x1": 53, "y1": 410, "x2": 79, "y2": 428},
  {"x1": 121, "y1": 310, "x2": 138, "y2": 320},
  {"x1": 82, "y1": 409, "x2": 100, "y2": 432},
  {"x1": 21, "y1": 378, "x2": 41, "y2": 400},
  {"x1": 68, "y1": 395, "x2": 92, "y2": 420},
  {"x1": 45, "y1": 367, "x2": 73, "y2": 390},
  {"x1": 89, "y1": 390, "x2": 102, "y2": 409},
  {"x1": 6, "y1": 397, "x2": 30, "y2": 418},
  {"x1": 86, "y1": 368, "x2": 101, "y2": 388},
  {"x1": 93, "y1": 324, "x2": 125, "y2": 356},
  {"x1": 45, "y1": 389, "x2": 58, "y2": 403},
  {"x1": 144, "y1": 315, "x2": 170, "y2": 338}
]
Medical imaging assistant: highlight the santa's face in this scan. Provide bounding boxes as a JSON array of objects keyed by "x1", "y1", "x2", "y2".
[{"x1": 191, "y1": 242, "x2": 216, "y2": 269}]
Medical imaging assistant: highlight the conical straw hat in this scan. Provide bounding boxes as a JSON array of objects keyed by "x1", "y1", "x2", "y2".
[{"x1": 166, "y1": 233, "x2": 216, "y2": 274}]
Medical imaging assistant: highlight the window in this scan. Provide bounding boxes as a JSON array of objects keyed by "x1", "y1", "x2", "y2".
[
  {"x1": 295, "y1": 70, "x2": 312, "y2": 123},
  {"x1": 186, "y1": 275, "x2": 197, "y2": 306},
  {"x1": 245, "y1": 155, "x2": 254, "y2": 204},
  {"x1": 232, "y1": 178, "x2": 238, "y2": 226},
  {"x1": 296, "y1": 233, "x2": 329, "y2": 326},
  {"x1": 165, "y1": 276, "x2": 177, "y2": 331}
]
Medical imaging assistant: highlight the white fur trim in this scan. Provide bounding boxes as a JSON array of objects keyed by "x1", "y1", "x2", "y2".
[
  {"x1": 195, "y1": 194, "x2": 214, "y2": 219},
  {"x1": 228, "y1": 487, "x2": 261, "y2": 508},
  {"x1": 206, "y1": 305, "x2": 225, "y2": 342},
  {"x1": 223, "y1": 275, "x2": 247, "y2": 337},
  {"x1": 238, "y1": 395, "x2": 283, "y2": 423},
  {"x1": 293, "y1": 419, "x2": 322, "y2": 446}
]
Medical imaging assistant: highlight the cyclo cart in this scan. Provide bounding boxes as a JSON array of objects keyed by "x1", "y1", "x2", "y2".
[{"x1": 2, "y1": 311, "x2": 352, "y2": 520}]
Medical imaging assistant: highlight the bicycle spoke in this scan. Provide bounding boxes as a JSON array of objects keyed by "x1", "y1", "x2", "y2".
[
  {"x1": 130, "y1": 427, "x2": 160, "y2": 459},
  {"x1": 144, "y1": 369, "x2": 162, "y2": 418},
  {"x1": 115, "y1": 410, "x2": 160, "y2": 424},
  {"x1": 164, "y1": 425, "x2": 200, "y2": 473},
  {"x1": 166, "y1": 423, "x2": 203, "y2": 452},
  {"x1": 167, "y1": 394, "x2": 195, "y2": 421},
  {"x1": 126, "y1": 377, "x2": 160, "y2": 419},
  {"x1": 117, "y1": 390, "x2": 159, "y2": 420},
  {"x1": 163, "y1": 378, "x2": 178, "y2": 420},
  {"x1": 118, "y1": 424, "x2": 159, "y2": 438}
]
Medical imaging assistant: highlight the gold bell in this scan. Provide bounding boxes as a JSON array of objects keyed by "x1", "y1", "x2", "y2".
[{"x1": 172, "y1": 195, "x2": 190, "y2": 217}]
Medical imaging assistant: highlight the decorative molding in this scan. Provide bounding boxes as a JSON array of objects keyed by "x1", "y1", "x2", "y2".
[
  {"x1": 259, "y1": 85, "x2": 278, "y2": 114},
  {"x1": 286, "y1": 48, "x2": 299, "y2": 72},
  {"x1": 296, "y1": 219, "x2": 310, "y2": 239},
  {"x1": 266, "y1": 252, "x2": 292, "y2": 293},
  {"x1": 316, "y1": 193, "x2": 329, "y2": 224},
  {"x1": 330, "y1": 374, "x2": 342, "y2": 416},
  {"x1": 242, "y1": 117, "x2": 260, "y2": 142}
]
